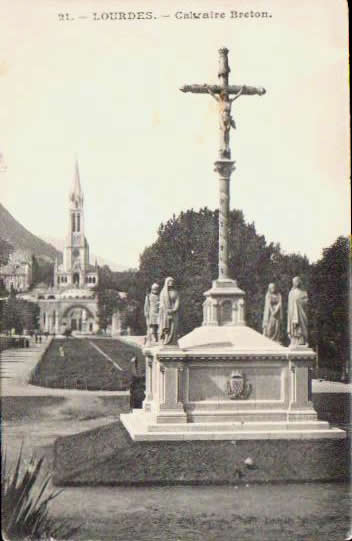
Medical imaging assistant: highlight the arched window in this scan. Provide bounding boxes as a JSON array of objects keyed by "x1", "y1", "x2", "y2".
[
  {"x1": 71, "y1": 213, "x2": 75, "y2": 232},
  {"x1": 77, "y1": 213, "x2": 80, "y2": 232}
]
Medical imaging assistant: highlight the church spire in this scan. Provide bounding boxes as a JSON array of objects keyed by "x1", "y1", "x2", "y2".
[{"x1": 70, "y1": 158, "x2": 83, "y2": 206}]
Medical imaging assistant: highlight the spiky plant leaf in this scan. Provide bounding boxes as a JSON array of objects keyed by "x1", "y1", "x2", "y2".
[{"x1": 2, "y1": 446, "x2": 81, "y2": 540}]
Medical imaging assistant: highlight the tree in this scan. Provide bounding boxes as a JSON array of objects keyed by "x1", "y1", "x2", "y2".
[
  {"x1": 95, "y1": 266, "x2": 145, "y2": 334},
  {"x1": 138, "y1": 207, "x2": 311, "y2": 337},
  {"x1": 310, "y1": 236, "x2": 350, "y2": 378},
  {"x1": 0, "y1": 238, "x2": 14, "y2": 295},
  {"x1": 0, "y1": 295, "x2": 39, "y2": 333},
  {"x1": 96, "y1": 288, "x2": 126, "y2": 332},
  {"x1": 0, "y1": 237, "x2": 14, "y2": 266},
  {"x1": 31, "y1": 256, "x2": 54, "y2": 287},
  {"x1": 138, "y1": 208, "x2": 216, "y2": 334}
]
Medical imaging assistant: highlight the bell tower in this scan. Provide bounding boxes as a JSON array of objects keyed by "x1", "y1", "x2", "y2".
[{"x1": 63, "y1": 159, "x2": 89, "y2": 287}]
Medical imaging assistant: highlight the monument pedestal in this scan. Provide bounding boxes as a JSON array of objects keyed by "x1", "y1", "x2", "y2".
[
  {"x1": 203, "y1": 278, "x2": 246, "y2": 326},
  {"x1": 121, "y1": 325, "x2": 345, "y2": 441},
  {"x1": 121, "y1": 45, "x2": 345, "y2": 444}
]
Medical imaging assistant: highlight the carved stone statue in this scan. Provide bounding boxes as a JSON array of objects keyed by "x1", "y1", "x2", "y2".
[
  {"x1": 287, "y1": 276, "x2": 309, "y2": 347},
  {"x1": 144, "y1": 283, "x2": 160, "y2": 343},
  {"x1": 208, "y1": 87, "x2": 243, "y2": 159},
  {"x1": 262, "y1": 283, "x2": 283, "y2": 342},
  {"x1": 158, "y1": 277, "x2": 180, "y2": 346}
]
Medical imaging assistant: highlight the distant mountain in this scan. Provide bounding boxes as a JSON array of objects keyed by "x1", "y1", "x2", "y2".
[
  {"x1": 43, "y1": 236, "x2": 129, "y2": 272},
  {"x1": 0, "y1": 203, "x2": 59, "y2": 261}
]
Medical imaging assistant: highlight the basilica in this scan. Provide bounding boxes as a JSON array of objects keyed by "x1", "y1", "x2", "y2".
[{"x1": 28, "y1": 162, "x2": 100, "y2": 334}]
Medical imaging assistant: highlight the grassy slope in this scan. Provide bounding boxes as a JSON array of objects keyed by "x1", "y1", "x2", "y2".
[{"x1": 30, "y1": 338, "x2": 143, "y2": 391}]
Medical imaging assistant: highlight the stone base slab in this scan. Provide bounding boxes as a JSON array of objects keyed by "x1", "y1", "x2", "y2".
[{"x1": 120, "y1": 410, "x2": 345, "y2": 441}]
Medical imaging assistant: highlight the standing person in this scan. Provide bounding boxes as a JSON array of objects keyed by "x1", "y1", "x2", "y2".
[
  {"x1": 158, "y1": 277, "x2": 180, "y2": 346},
  {"x1": 130, "y1": 355, "x2": 138, "y2": 377}
]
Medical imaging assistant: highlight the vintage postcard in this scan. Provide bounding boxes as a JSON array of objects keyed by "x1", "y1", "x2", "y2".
[{"x1": 0, "y1": 1, "x2": 350, "y2": 540}]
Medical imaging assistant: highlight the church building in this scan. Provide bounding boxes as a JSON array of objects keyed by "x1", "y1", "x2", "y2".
[
  {"x1": 54, "y1": 160, "x2": 99, "y2": 290},
  {"x1": 31, "y1": 161, "x2": 100, "y2": 334}
]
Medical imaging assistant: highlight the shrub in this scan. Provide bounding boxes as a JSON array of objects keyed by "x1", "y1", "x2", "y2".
[{"x1": 2, "y1": 445, "x2": 80, "y2": 540}]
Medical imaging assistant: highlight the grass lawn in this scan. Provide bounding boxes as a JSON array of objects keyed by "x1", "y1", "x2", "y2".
[{"x1": 30, "y1": 338, "x2": 144, "y2": 391}]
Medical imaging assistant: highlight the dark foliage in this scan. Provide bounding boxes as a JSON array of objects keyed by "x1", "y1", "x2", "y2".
[
  {"x1": 32, "y1": 256, "x2": 54, "y2": 287},
  {"x1": 0, "y1": 295, "x2": 40, "y2": 333},
  {"x1": 0, "y1": 236, "x2": 14, "y2": 266},
  {"x1": 2, "y1": 446, "x2": 80, "y2": 540},
  {"x1": 310, "y1": 236, "x2": 350, "y2": 375},
  {"x1": 95, "y1": 266, "x2": 140, "y2": 333},
  {"x1": 138, "y1": 207, "x2": 311, "y2": 338}
]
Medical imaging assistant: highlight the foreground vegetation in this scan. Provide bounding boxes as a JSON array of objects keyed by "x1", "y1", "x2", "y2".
[{"x1": 2, "y1": 446, "x2": 79, "y2": 540}]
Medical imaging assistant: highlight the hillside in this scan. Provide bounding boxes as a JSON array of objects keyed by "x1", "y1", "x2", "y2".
[{"x1": 0, "y1": 203, "x2": 59, "y2": 261}]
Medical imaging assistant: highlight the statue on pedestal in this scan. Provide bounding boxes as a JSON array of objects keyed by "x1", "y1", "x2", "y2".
[
  {"x1": 263, "y1": 283, "x2": 283, "y2": 342},
  {"x1": 287, "y1": 276, "x2": 309, "y2": 347},
  {"x1": 144, "y1": 283, "x2": 160, "y2": 343},
  {"x1": 159, "y1": 277, "x2": 180, "y2": 346}
]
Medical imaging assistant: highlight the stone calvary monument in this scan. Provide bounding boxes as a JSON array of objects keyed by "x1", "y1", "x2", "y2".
[{"x1": 121, "y1": 49, "x2": 345, "y2": 442}]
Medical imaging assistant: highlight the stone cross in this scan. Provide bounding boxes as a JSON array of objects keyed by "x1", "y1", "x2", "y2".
[{"x1": 180, "y1": 48, "x2": 265, "y2": 280}]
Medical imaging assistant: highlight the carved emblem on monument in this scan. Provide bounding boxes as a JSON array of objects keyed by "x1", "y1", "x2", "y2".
[{"x1": 226, "y1": 370, "x2": 252, "y2": 400}]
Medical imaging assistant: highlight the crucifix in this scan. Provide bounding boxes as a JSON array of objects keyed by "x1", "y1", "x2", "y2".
[{"x1": 181, "y1": 48, "x2": 265, "y2": 282}]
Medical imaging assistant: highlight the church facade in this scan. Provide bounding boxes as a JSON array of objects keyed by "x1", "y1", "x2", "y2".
[{"x1": 31, "y1": 162, "x2": 100, "y2": 334}]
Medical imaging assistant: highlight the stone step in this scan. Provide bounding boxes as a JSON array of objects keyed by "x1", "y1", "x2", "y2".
[
  {"x1": 121, "y1": 412, "x2": 346, "y2": 441},
  {"x1": 148, "y1": 421, "x2": 331, "y2": 433},
  {"x1": 129, "y1": 428, "x2": 346, "y2": 441}
]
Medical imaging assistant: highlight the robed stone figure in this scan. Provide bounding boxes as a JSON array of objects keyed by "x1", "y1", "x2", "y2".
[
  {"x1": 262, "y1": 283, "x2": 283, "y2": 342},
  {"x1": 144, "y1": 283, "x2": 160, "y2": 343},
  {"x1": 287, "y1": 276, "x2": 309, "y2": 347},
  {"x1": 158, "y1": 277, "x2": 180, "y2": 346}
]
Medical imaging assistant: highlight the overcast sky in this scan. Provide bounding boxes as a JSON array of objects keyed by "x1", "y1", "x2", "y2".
[{"x1": 0, "y1": 0, "x2": 349, "y2": 268}]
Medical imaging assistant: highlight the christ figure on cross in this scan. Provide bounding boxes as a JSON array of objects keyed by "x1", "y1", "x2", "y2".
[
  {"x1": 180, "y1": 48, "x2": 265, "y2": 161},
  {"x1": 181, "y1": 48, "x2": 266, "y2": 281},
  {"x1": 207, "y1": 86, "x2": 244, "y2": 159}
]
